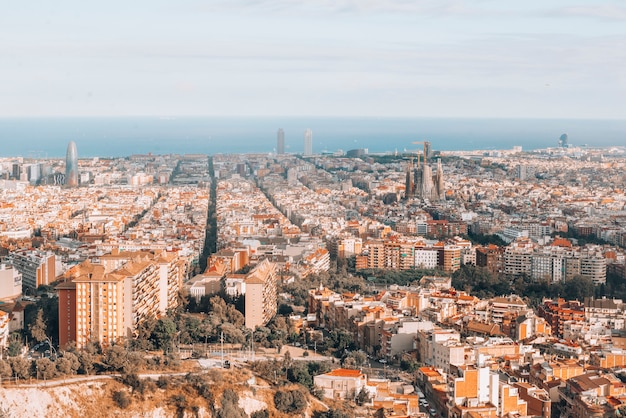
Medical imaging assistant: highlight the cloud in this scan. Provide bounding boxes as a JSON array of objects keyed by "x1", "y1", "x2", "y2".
[
  {"x1": 186, "y1": 0, "x2": 496, "y2": 17},
  {"x1": 546, "y1": 3, "x2": 626, "y2": 21}
]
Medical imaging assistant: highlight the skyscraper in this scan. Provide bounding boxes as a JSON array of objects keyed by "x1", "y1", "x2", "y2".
[
  {"x1": 303, "y1": 128, "x2": 313, "y2": 156},
  {"x1": 277, "y1": 128, "x2": 285, "y2": 154},
  {"x1": 65, "y1": 141, "x2": 78, "y2": 187}
]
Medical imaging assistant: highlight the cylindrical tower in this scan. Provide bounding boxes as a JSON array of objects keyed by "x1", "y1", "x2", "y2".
[{"x1": 65, "y1": 141, "x2": 78, "y2": 187}]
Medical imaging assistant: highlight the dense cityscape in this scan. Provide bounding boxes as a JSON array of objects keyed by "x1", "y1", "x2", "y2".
[{"x1": 0, "y1": 135, "x2": 625, "y2": 417}]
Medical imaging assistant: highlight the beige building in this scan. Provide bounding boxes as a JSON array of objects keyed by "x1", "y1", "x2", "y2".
[
  {"x1": 59, "y1": 250, "x2": 184, "y2": 349},
  {"x1": 314, "y1": 368, "x2": 368, "y2": 400},
  {"x1": 244, "y1": 259, "x2": 277, "y2": 329},
  {"x1": 0, "y1": 310, "x2": 9, "y2": 351},
  {"x1": 0, "y1": 264, "x2": 22, "y2": 301},
  {"x1": 73, "y1": 262, "x2": 126, "y2": 348}
]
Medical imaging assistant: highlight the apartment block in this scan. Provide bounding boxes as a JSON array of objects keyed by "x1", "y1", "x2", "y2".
[
  {"x1": 58, "y1": 251, "x2": 182, "y2": 349},
  {"x1": 244, "y1": 259, "x2": 277, "y2": 330},
  {"x1": 0, "y1": 263, "x2": 22, "y2": 301},
  {"x1": 6, "y1": 249, "x2": 56, "y2": 289},
  {"x1": 558, "y1": 371, "x2": 626, "y2": 418},
  {"x1": 537, "y1": 298, "x2": 585, "y2": 339}
]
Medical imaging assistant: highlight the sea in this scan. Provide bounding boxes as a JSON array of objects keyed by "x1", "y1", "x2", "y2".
[{"x1": 0, "y1": 117, "x2": 624, "y2": 158}]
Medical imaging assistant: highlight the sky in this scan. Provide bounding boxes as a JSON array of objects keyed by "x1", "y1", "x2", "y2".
[{"x1": 1, "y1": 0, "x2": 625, "y2": 119}]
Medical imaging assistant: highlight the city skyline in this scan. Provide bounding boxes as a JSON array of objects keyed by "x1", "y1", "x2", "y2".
[{"x1": 1, "y1": 1, "x2": 625, "y2": 119}]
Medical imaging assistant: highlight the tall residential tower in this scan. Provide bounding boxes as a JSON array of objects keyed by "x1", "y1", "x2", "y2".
[
  {"x1": 65, "y1": 141, "x2": 78, "y2": 187},
  {"x1": 277, "y1": 128, "x2": 285, "y2": 154},
  {"x1": 303, "y1": 128, "x2": 313, "y2": 156}
]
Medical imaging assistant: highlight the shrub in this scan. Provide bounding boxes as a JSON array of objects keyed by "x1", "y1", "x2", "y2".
[
  {"x1": 157, "y1": 375, "x2": 170, "y2": 389},
  {"x1": 113, "y1": 391, "x2": 131, "y2": 409},
  {"x1": 251, "y1": 410, "x2": 270, "y2": 418},
  {"x1": 274, "y1": 389, "x2": 308, "y2": 414}
]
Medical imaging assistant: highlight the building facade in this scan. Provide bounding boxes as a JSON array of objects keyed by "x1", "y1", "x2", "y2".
[
  {"x1": 0, "y1": 264, "x2": 22, "y2": 301},
  {"x1": 57, "y1": 251, "x2": 183, "y2": 349},
  {"x1": 6, "y1": 249, "x2": 56, "y2": 290},
  {"x1": 303, "y1": 129, "x2": 313, "y2": 156},
  {"x1": 277, "y1": 128, "x2": 285, "y2": 154},
  {"x1": 244, "y1": 259, "x2": 278, "y2": 329},
  {"x1": 65, "y1": 140, "x2": 78, "y2": 187}
]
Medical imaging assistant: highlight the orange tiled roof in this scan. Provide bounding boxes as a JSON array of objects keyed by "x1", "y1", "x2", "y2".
[{"x1": 327, "y1": 369, "x2": 363, "y2": 378}]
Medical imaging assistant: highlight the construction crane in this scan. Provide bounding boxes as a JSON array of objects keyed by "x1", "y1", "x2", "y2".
[{"x1": 411, "y1": 141, "x2": 431, "y2": 166}]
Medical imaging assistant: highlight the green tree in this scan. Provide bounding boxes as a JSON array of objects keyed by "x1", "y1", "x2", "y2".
[
  {"x1": 7, "y1": 334, "x2": 23, "y2": 357},
  {"x1": 219, "y1": 322, "x2": 245, "y2": 344},
  {"x1": 35, "y1": 357, "x2": 57, "y2": 380},
  {"x1": 217, "y1": 389, "x2": 247, "y2": 418},
  {"x1": 355, "y1": 387, "x2": 371, "y2": 406},
  {"x1": 452, "y1": 265, "x2": 511, "y2": 299},
  {"x1": 278, "y1": 304, "x2": 293, "y2": 315},
  {"x1": 400, "y1": 359, "x2": 419, "y2": 373},
  {"x1": 8, "y1": 357, "x2": 31, "y2": 380},
  {"x1": 0, "y1": 359, "x2": 12, "y2": 380},
  {"x1": 29, "y1": 309, "x2": 47, "y2": 343},
  {"x1": 343, "y1": 350, "x2": 367, "y2": 368},
  {"x1": 104, "y1": 345, "x2": 129, "y2": 372},
  {"x1": 329, "y1": 329, "x2": 355, "y2": 354},
  {"x1": 131, "y1": 316, "x2": 157, "y2": 350},
  {"x1": 151, "y1": 317, "x2": 178, "y2": 353},
  {"x1": 56, "y1": 352, "x2": 80, "y2": 376},
  {"x1": 287, "y1": 362, "x2": 313, "y2": 389},
  {"x1": 274, "y1": 389, "x2": 308, "y2": 414},
  {"x1": 77, "y1": 350, "x2": 95, "y2": 375},
  {"x1": 563, "y1": 275, "x2": 596, "y2": 301}
]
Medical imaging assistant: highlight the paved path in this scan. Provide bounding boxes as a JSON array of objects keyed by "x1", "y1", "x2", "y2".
[{"x1": 2, "y1": 371, "x2": 189, "y2": 389}]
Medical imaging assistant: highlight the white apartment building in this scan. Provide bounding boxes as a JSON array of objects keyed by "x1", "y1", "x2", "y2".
[{"x1": 415, "y1": 249, "x2": 439, "y2": 269}]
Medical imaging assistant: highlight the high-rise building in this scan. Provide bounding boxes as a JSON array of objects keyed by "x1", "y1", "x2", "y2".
[
  {"x1": 6, "y1": 249, "x2": 56, "y2": 289},
  {"x1": 277, "y1": 128, "x2": 285, "y2": 154},
  {"x1": 244, "y1": 259, "x2": 277, "y2": 329},
  {"x1": 65, "y1": 141, "x2": 78, "y2": 187},
  {"x1": 303, "y1": 129, "x2": 313, "y2": 156},
  {"x1": 57, "y1": 250, "x2": 184, "y2": 349}
]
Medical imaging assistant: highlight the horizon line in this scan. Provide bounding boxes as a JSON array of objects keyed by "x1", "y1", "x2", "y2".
[{"x1": 1, "y1": 115, "x2": 626, "y2": 122}]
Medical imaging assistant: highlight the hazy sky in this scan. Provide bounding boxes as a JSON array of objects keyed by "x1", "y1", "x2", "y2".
[{"x1": 1, "y1": 0, "x2": 625, "y2": 118}]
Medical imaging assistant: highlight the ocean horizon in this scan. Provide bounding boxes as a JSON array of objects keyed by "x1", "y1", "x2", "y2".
[{"x1": 1, "y1": 116, "x2": 624, "y2": 158}]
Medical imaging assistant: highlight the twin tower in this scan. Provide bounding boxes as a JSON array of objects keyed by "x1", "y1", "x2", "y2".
[{"x1": 277, "y1": 128, "x2": 313, "y2": 156}]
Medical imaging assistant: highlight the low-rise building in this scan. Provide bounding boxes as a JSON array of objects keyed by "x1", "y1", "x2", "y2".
[{"x1": 314, "y1": 368, "x2": 369, "y2": 400}]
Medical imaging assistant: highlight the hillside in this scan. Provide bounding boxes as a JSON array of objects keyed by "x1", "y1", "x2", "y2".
[{"x1": 0, "y1": 367, "x2": 347, "y2": 418}]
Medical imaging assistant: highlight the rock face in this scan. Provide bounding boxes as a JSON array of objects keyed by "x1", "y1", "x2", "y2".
[
  {"x1": 0, "y1": 382, "x2": 106, "y2": 418},
  {"x1": 0, "y1": 381, "x2": 191, "y2": 418},
  {"x1": 0, "y1": 380, "x2": 271, "y2": 418},
  {"x1": 238, "y1": 390, "x2": 269, "y2": 416}
]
